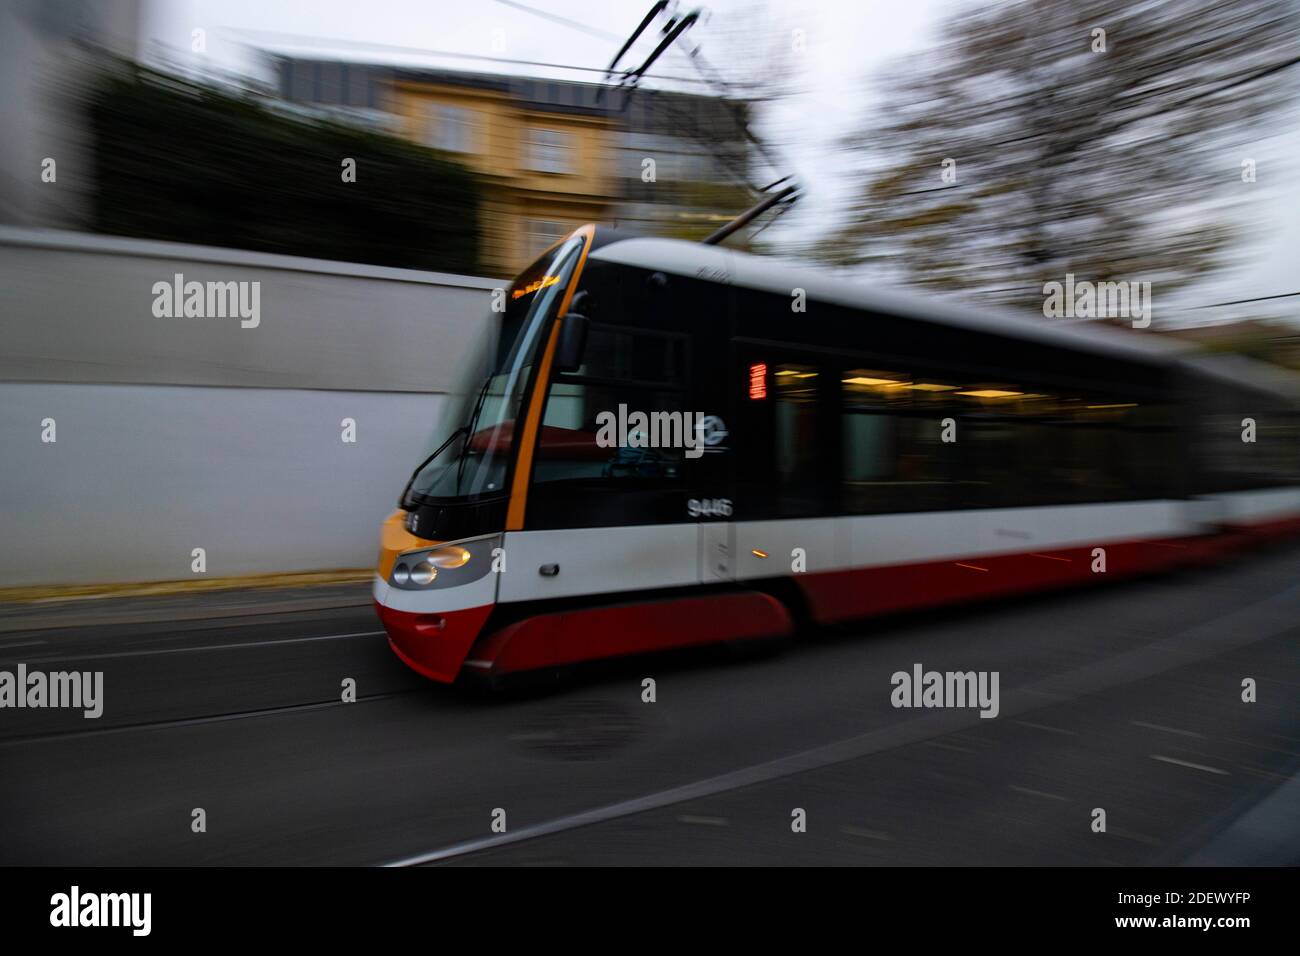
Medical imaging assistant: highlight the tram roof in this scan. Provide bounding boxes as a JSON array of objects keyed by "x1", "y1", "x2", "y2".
[
  {"x1": 1180, "y1": 351, "x2": 1300, "y2": 403},
  {"x1": 589, "y1": 235, "x2": 1193, "y2": 369}
]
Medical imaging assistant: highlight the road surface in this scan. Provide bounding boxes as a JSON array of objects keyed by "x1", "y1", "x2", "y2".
[{"x1": 0, "y1": 544, "x2": 1296, "y2": 866}]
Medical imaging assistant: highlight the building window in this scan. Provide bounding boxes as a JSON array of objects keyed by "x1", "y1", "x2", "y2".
[
  {"x1": 425, "y1": 104, "x2": 474, "y2": 153},
  {"x1": 525, "y1": 128, "x2": 575, "y2": 174},
  {"x1": 524, "y1": 219, "x2": 569, "y2": 260},
  {"x1": 320, "y1": 63, "x2": 342, "y2": 105}
]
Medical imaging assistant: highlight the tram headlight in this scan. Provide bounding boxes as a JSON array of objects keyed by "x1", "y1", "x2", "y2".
[
  {"x1": 389, "y1": 540, "x2": 493, "y2": 590},
  {"x1": 427, "y1": 545, "x2": 471, "y2": 569}
]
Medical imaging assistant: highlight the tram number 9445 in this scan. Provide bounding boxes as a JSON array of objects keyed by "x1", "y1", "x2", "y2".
[{"x1": 688, "y1": 498, "x2": 734, "y2": 518}]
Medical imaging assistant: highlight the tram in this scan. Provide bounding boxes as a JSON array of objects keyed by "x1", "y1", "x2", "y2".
[{"x1": 374, "y1": 224, "x2": 1300, "y2": 683}]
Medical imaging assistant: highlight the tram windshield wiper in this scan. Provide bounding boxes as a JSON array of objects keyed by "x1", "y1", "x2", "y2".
[
  {"x1": 456, "y1": 374, "x2": 497, "y2": 490},
  {"x1": 399, "y1": 375, "x2": 493, "y2": 507}
]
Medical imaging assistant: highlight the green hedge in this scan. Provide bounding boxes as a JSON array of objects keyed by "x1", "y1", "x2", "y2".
[{"x1": 88, "y1": 66, "x2": 481, "y2": 274}]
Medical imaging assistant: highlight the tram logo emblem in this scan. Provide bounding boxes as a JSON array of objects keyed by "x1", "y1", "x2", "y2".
[{"x1": 696, "y1": 415, "x2": 729, "y2": 450}]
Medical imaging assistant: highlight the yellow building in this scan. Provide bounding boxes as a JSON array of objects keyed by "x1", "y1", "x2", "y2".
[
  {"x1": 273, "y1": 56, "x2": 756, "y2": 276},
  {"x1": 391, "y1": 79, "x2": 617, "y2": 275}
]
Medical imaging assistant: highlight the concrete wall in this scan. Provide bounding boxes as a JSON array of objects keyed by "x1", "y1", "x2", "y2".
[{"x1": 0, "y1": 227, "x2": 503, "y2": 587}]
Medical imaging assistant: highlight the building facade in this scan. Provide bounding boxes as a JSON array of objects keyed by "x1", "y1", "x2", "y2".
[{"x1": 272, "y1": 56, "x2": 753, "y2": 276}]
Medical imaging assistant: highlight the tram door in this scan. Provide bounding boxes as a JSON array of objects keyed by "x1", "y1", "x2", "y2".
[
  {"x1": 700, "y1": 520, "x2": 733, "y2": 582},
  {"x1": 691, "y1": 398, "x2": 734, "y2": 583},
  {"x1": 693, "y1": 358, "x2": 738, "y2": 584},
  {"x1": 726, "y1": 341, "x2": 838, "y2": 584},
  {"x1": 733, "y1": 345, "x2": 833, "y2": 518}
]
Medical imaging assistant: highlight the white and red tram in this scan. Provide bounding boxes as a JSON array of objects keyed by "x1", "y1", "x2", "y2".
[{"x1": 373, "y1": 224, "x2": 1300, "y2": 683}]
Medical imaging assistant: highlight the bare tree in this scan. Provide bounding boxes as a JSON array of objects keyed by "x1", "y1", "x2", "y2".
[{"x1": 817, "y1": 0, "x2": 1299, "y2": 315}]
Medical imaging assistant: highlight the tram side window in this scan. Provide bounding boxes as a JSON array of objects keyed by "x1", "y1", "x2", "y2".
[
  {"x1": 569, "y1": 323, "x2": 686, "y2": 386},
  {"x1": 534, "y1": 382, "x2": 691, "y2": 484},
  {"x1": 839, "y1": 368, "x2": 1176, "y2": 512},
  {"x1": 1227, "y1": 412, "x2": 1299, "y2": 488},
  {"x1": 1236, "y1": 408, "x2": 1300, "y2": 488},
  {"x1": 765, "y1": 363, "x2": 824, "y2": 518},
  {"x1": 841, "y1": 368, "x2": 958, "y2": 514},
  {"x1": 1274, "y1": 414, "x2": 1300, "y2": 484},
  {"x1": 526, "y1": 324, "x2": 692, "y2": 528},
  {"x1": 961, "y1": 391, "x2": 1175, "y2": 506}
]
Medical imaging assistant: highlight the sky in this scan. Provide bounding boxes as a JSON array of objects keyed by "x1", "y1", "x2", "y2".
[{"x1": 139, "y1": 0, "x2": 1300, "y2": 325}]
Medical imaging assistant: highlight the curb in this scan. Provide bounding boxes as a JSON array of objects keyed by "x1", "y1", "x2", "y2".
[{"x1": 0, "y1": 569, "x2": 373, "y2": 606}]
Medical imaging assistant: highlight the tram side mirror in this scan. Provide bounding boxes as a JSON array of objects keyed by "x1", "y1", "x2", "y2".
[{"x1": 553, "y1": 313, "x2": 589, "y2": 373}]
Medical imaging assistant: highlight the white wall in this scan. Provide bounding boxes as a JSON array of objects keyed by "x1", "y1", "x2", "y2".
[
  {"x1": 0, "y1": 228, "x2": 501, "y2": 391},
  {"x1": 0, "y1": 384, "x2": 461, "y2": 584},
  {"x1": 0, "y1": 228, "x2": 504, "y2": 586}
]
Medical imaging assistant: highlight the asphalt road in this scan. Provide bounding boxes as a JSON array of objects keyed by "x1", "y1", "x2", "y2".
[{"x1": 0, "y1": 544, "x2": 1297, "y2": 866}]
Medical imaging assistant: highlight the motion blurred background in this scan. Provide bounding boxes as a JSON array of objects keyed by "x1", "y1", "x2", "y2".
[
  {"x1": 1, "y1": 1, "x2": 1298, "y2": 872},
  {"x1": 5, "y1": 0, "x2": 1299, "y2": 306},
  {"x1": 1, "y1": 0, "x2": 1298, "y2": 587}
]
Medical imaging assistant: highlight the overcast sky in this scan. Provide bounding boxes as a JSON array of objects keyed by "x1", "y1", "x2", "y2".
[{"x1": 140, "y1": 0, "x2": 1299, "y2": 324}]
